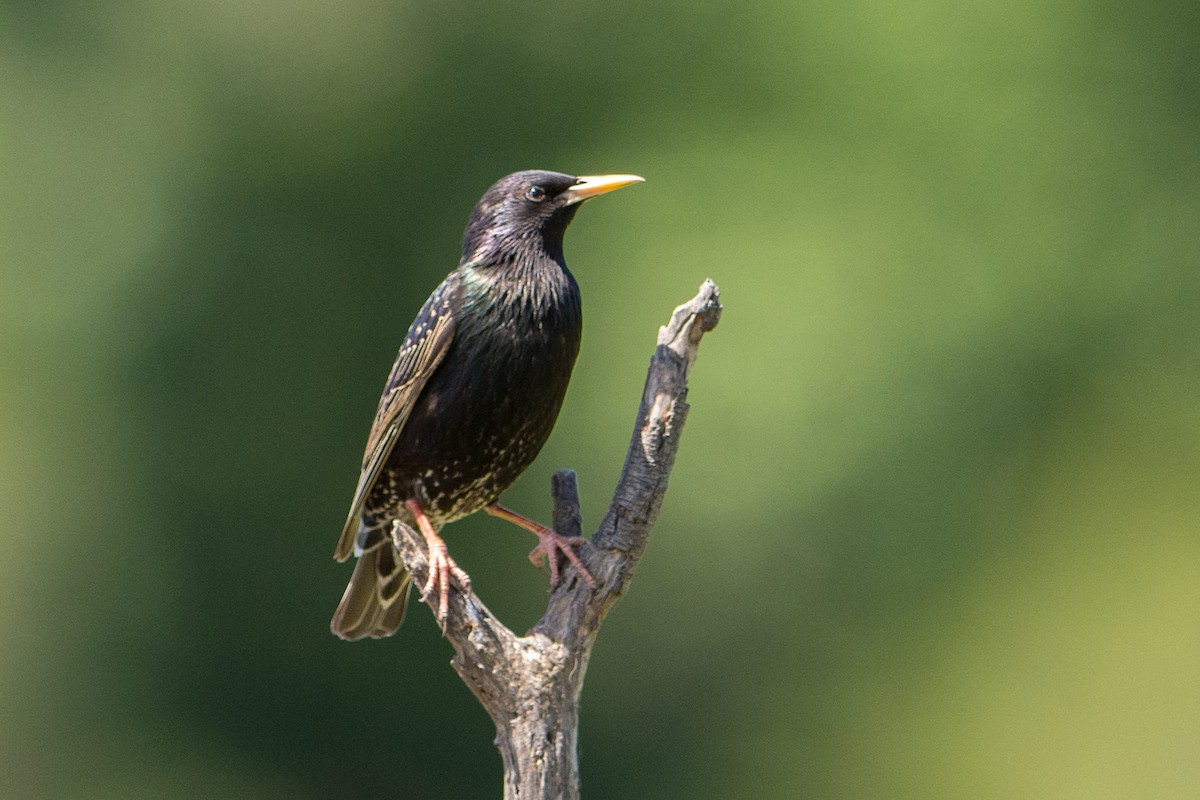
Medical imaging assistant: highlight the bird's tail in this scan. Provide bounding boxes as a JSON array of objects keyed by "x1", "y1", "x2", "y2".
[{"x1": 330, "y1": 538, "x2": 411, "y2": 640}]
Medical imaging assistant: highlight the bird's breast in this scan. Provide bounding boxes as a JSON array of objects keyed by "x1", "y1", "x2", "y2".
[{"x1": 376, "y1": 274, "x2": 582, "y2": 524}]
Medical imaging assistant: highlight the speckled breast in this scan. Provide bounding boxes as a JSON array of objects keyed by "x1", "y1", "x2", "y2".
[{"x1": 367, "y1": 288, "x2": 582, "y2": 528}]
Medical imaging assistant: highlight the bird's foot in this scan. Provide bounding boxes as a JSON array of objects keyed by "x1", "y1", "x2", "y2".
[
  {"x1": 484, "y1": 503, "x2": 596, "y2": 589},
  {"x1": 405, "y1": 498, "x2": 471, "y2": 629},
  {"x1": 421, "y1": 534, "x2": 471, "y2": 629},
  {"x1": 529, "y1": 529, "x2": 595, "y2": 589}
]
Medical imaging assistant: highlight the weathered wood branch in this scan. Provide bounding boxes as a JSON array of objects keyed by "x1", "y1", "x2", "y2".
[{"x1": 391, "y1": 279, "x2": 722, "y2": 799}]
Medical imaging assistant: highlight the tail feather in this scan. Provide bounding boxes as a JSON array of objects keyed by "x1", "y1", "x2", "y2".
[{"x1": 331, "y1": 542, "x2": 411, "y2": 640}]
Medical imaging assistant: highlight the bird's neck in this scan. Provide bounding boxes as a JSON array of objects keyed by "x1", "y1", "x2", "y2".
[{"x1": 458, "y1": 252, "x2": 579, "y2": 313}]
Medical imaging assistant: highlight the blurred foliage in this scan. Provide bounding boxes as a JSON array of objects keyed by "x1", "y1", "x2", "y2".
[{"x1": 2, "y1": 1, "x2": 1198, "y2": 797}]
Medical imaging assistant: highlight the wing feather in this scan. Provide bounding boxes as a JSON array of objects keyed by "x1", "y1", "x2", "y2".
[{"x1": 334, "y1": 275, "x2": 459, "y2": 560}]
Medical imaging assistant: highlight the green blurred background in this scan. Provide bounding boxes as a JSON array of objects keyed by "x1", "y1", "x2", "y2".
[{"x1": 3, "y1": 1, "x2": 1198, "y2": 797}]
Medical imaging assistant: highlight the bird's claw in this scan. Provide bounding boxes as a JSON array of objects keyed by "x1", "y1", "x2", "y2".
[
  {"x1": 529, "y1": 530, "x2": 596, "y2": 589},
  {"x1": 419, "y1": 536, "x2": 472, "y2": 629}
]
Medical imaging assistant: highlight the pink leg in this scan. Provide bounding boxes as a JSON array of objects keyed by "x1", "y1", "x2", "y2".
[
  {"x1": 405, "y1": 498, "x2": 471, "y2": 627},
  {"x1": 484, "y1": 503, "x2": 596, "y2": 588}
]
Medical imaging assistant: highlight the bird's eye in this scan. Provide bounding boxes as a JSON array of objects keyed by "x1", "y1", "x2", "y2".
[{"x1": 526, "y1": 185, "x2": 546, "y2": 202}]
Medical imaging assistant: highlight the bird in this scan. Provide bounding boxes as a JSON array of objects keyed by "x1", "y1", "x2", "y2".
[{"x1": 331, "y1": 170, "x2": 644, "y2": 640}]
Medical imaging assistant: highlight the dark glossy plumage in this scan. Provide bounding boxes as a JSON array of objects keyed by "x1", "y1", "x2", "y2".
[{"x1": 332, "y1": 170, "x2": 642, "y2": 640}]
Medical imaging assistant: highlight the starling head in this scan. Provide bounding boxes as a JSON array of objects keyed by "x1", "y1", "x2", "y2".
[{"x1": 461, "y1": 171, "x2": 643, "y2": 267}]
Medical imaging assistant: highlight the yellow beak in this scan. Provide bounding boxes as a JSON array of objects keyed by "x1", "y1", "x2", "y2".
[{"x1": 563, "y1": 174, "x2": 645, "y2": 205}]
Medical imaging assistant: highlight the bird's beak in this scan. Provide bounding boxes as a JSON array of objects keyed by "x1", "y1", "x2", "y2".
[{"x1": 563, "y1": 174, "x2": 645, "y2": 206}]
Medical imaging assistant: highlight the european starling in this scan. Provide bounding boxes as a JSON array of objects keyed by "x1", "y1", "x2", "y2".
[{"x1": 331, "y1": 170, "x2": 643, "y2": 640}]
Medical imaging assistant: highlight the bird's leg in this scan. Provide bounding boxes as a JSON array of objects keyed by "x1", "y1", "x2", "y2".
[
  {"x1": 484, "y1": 503, "x2": 596, "y2": 588},
  {"x1": 404, "y1": 498, "x2": 471, "y2": 627}
]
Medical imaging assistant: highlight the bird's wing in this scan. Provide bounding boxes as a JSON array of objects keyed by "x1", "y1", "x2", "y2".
[{"x1": 334, "y1": 275, "x2": 459, "y2": 560}]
